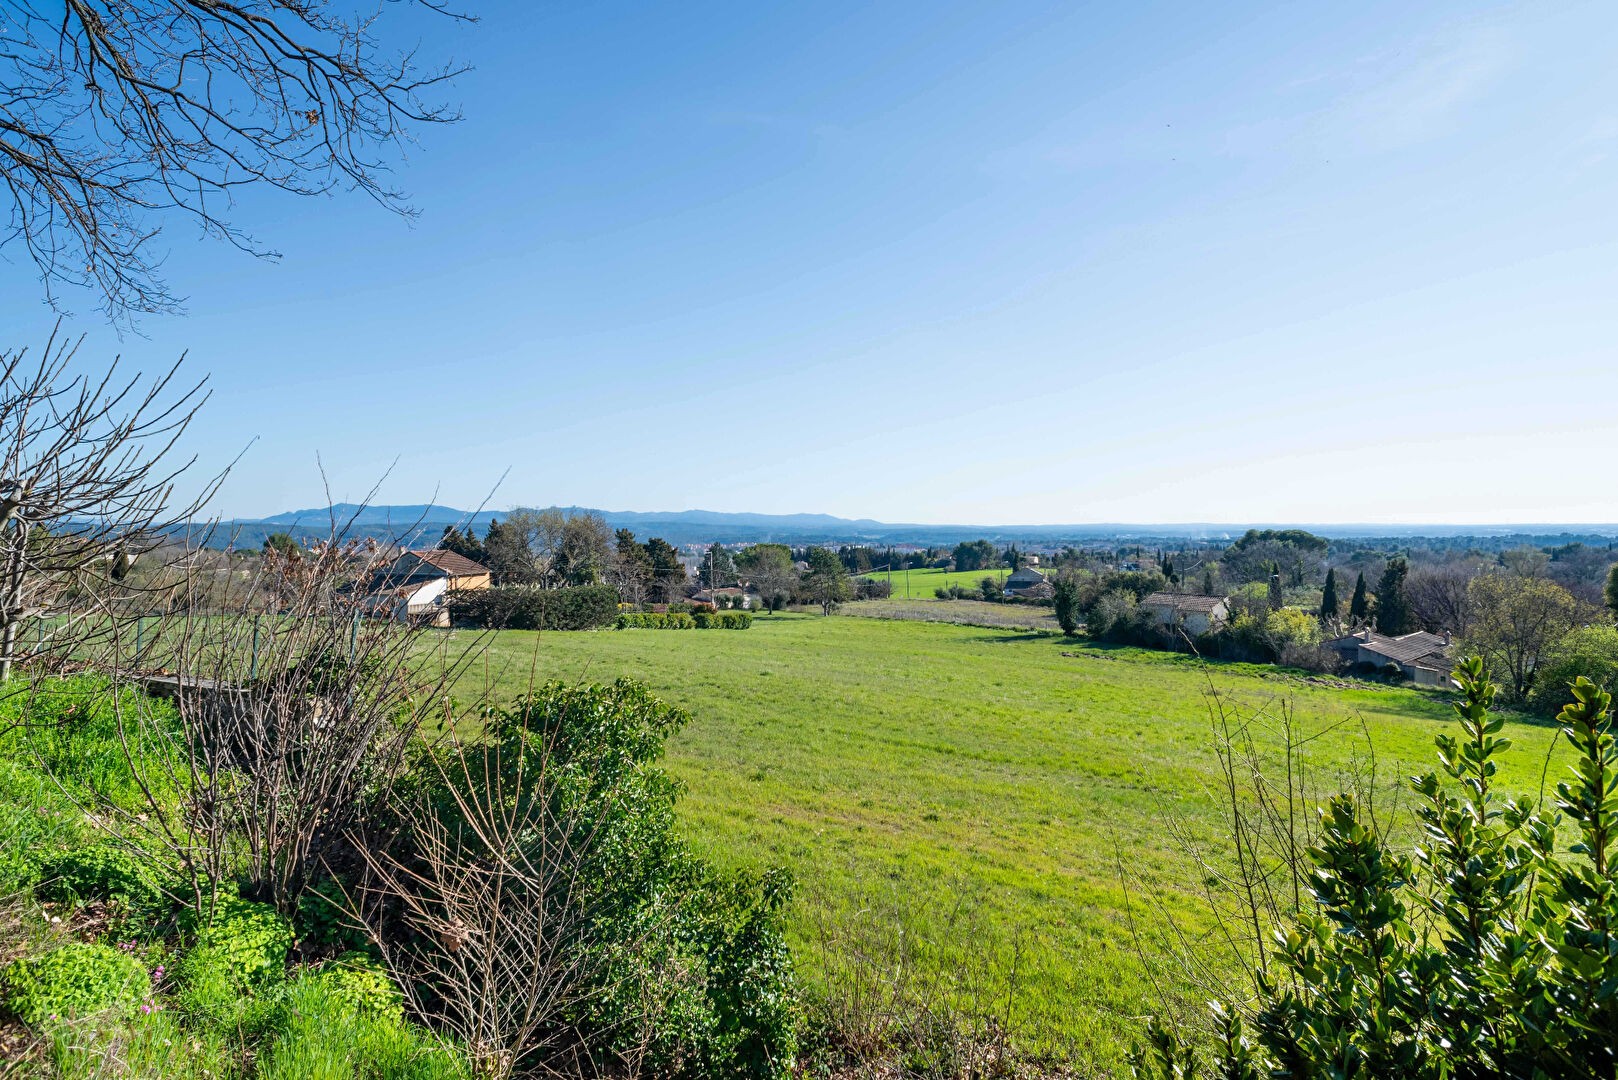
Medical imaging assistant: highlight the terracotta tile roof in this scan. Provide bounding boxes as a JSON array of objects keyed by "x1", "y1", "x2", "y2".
[
  {"x1": 1141, "y1": 592, "x2": 1227, "y2": 613},
  {"x1": 409, "y1": 549, "x2": 489, "y2": 577}
]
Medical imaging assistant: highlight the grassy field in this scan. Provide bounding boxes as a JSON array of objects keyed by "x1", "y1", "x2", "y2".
[
  {"x1": 859, "y1": 565, "x2": 1009, "y2": 599},
  {"x1": 843, "y1": 597, "x2": 1062, "y2": 631},
  {"x1": 437, "y1": 614, "x2": 1565, "y2": 1071}
]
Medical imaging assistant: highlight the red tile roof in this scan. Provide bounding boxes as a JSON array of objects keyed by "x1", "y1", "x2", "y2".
[{"x1": 409, "y1": 549, "x2": 490, "y2": 577}]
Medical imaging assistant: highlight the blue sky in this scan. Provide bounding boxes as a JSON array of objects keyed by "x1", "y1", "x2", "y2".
[{"x1": 3, "y1": 0, "x2": 1615, "y2": 524}]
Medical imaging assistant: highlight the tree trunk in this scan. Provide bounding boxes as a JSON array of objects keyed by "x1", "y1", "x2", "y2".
[{"x1": 0, "y1": 620, "x2": 17, "y2": 682}]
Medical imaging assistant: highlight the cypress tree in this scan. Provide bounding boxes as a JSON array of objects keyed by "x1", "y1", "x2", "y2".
[
  {"x1": 1374, "y1": 556, "x2": 1414, "y2": 635},
  {"x1": 1202, "y1": 569, "x2": 1216, "y2": 596},
  {"x1": 1320, "y1": 567, "x2": 1340, "y2": 621},
  {"x1": 1267, "y1": 568, "x2": 1284, "y2": 611},
  {"x1": 1349, "y1": 571, "x2": 1370, "y2": 623}
]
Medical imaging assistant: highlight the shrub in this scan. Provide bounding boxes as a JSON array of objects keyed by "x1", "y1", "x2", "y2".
[
  {"x1": 390, "y1": 681, "x2": 796, "y2": 1079},
  {"x1": 1527, "y1": 624, "x2": 1618, "y2": 715},
  {"x1": 1134, "y1": 657, "x2": 1618, "y2": 1078},
  {"x1": 184, "y1": 895, "x2": 294, "y2": 986},
  {"x1": 934, "y1": 587, "x2": 950, "y2": 600},
  {"x1": 37, "y1": 843, "x2": 164, "y2": 914},
  {"x1": 311, "y1": 951, "x2": 403, "y2": 1020},
  {"x1": 448, "y1": 584, "x2": 619, "y2": 630},
  {"x1": 295, "y1": 877, "x2": 369, "y2": 953},
  {"x1": 616, "y1": 611, "x2": 749, "y2": 630},
  {"x1": 2, "y1": 942, "x2": 147, "y2": 1025}
]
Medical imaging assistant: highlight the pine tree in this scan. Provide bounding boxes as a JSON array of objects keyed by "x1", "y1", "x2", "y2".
[
  {"x1": 1319, "y1": 567, "x2": 1339, "y2": 621},
  {"x1": 1349, "y1": 571, "x2": 1370, "y2": 623}
]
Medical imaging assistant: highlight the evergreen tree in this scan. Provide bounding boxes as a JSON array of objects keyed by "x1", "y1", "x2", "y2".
[
  {"x1": 1374, "y1": 555, "x2": 1414, "y2": 635},
  {"x1": 698, "y1": 543, "x2": 737, "y2": 588},
  {"x1": 1202, "y1": 569, "x2": 1216, "y2": 596},
  {"x1": 1162, "y1": 555, "x2": 1176, "y2": 584},
  {"x1": 643, "y1": 537, "x2": 686, "y2": 604},
  {"x1": 1349, "y1": 571, "x2": 1370, "y2": 623},
  {"x1": 1267, "y1": 568, "x2": 1283, "y2": 611},
  {"x1": 1319, "y1": 567, "x2": 1340, "y2": 622},
  {"x1": 1606, "y1": 563, "x2": 1618, "y2": 622},
  {"x1": 1052, "y1": 573, "x2": 1081, "y2": 636}
]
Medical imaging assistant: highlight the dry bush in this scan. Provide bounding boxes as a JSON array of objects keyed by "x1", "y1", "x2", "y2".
[
  {"x1": 45, "y1": 523, "x2": 490, "y2": 918},
  {"x1": 1120, "y1": 686, "x2": 1391, "y2": 1029}
]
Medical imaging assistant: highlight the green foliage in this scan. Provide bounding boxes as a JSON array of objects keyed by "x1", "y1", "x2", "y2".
[
  {"x1": 1606, "y1": 562, "x2": 1618, "y2": 621},
  {"x1": 185, "y1": 895, "x2": 294, "y2": 986},
  {"x1": 1229, "y1": 529, "x2": 1328, "y2": 553},
  {"x1": 312, "y1": 951, "x2": 404, "y2": 1020},
  {"x1": 951, "y1": 539, "x2": 998, "y2": 573},
  {"x1": 803, "y1": 547, "x2": 850, "y2": 615},
  {"x1": 263, "y1": 532, "x2": 300, "y2": 559},
  {"x1": 1052, "y1": 574, "x2": 1081, "y2": 636},
  {"x1": 38, "y1": 842, "x2": 165, "y2": 914},
  {"x1": 449, "y1": 681, "x2": 797, "y2": 1079},
  {"x1": 448, "y1": 583, "x2": 619, "y2": 630},
  {"x1": 1136, "y1": 656, "x2": 1618, "y2": 1077},
  {"x1": 1373, "y1": 555, "x2": 1415, "y2": 635},
  {"x1": 2, "y1": 942, "x2": 148, "y2": 1025},
  {"x1": 616, "y1": 611, "x2": 752, "y2": 629},
  {"x1": 257, "y1": 977, "x2": 468, "y2": 1080},
  {"x1": 1527, "y1": 625, "x2": 1618, "y2": 716},
  {"x1": 295, "y1": 878, "x2": 370, "y2": 953},
  {"x1": 1349, "y1": 570, "x2": 1370, "y2": 622},
  {"x1": 1319, "y1": 567, "x2": 1339, "y2": 621}
]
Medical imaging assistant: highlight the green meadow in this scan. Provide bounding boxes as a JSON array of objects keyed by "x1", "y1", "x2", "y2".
[
  {"x1": 860, "y1": 565, "x2": 1010, "y2": 598},
  {"x1": 438, "y1": 613, "x2": 1565, "y2": 1072}
]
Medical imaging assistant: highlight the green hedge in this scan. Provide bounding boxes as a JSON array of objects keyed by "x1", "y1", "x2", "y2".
[
  {"x1": 448, "y1": 585, "x2": 619, "y2": 631},
  {"x1": 616, "y1": 611, "x2": 752, "y2": 630}
]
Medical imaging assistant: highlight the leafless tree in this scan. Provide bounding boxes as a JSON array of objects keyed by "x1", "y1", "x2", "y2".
[
  {"x1": 1406, "y1": 563, "x2": 1478, "y2": 636},
  {"x1": 0, "y1": 326, "x2": 215, "y2": 682},
  {"x1": 1, "y1": 0, "x2": 467, "y2": 319}
]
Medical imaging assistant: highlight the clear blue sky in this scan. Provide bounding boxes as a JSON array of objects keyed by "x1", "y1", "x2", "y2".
[{"x1": 3, "y1": 0, "x2": 1615, "y2": 524}]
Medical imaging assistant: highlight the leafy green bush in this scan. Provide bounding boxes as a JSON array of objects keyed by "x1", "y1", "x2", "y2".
[
  {"x1": 1133, "y1": 656, "x2": 1618, "y2": 1078},
  {"x1": 38, "y1": 843, "x2": 164, "y2": 914},
  {"x1": 616, "y1": 611, "x2": 750, "y2": 630},
  {"x1": 2, "y1": 942, "x2": 148, "y2": 1025},
  {"x1": 312, "y1": 951, "x2": 403, "y2": 1020},
  {"x1": 295, "y1": 877, "x2": 369, "y2": 953},
  {"x1": 1528, "y1": 624, "x2": 1618, "y2": 715},
  {"x1": 183, "y1": 895, "x2": 294, "y2": 986},
  {"x1": 448, "y1": 584, "x2": 618, "y2": 630},
  {"x1": 423, "y1": 681, "x2": 797, "y2": 1079}
]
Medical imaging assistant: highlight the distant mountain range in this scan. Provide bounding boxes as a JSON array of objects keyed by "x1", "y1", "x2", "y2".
[{"x1": 176, "y1": 505, "x2": 1618, "y2": 552}]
